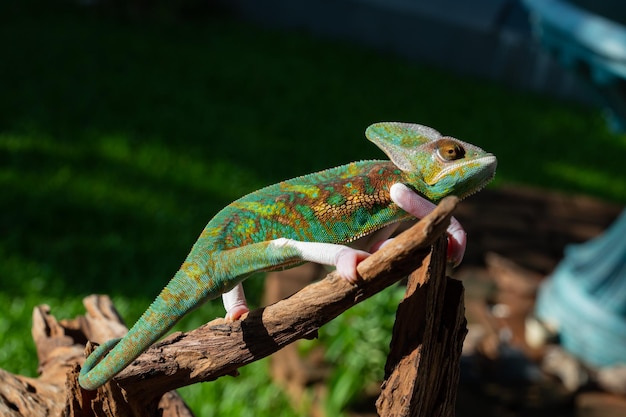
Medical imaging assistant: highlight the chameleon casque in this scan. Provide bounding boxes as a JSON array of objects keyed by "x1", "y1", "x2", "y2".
[{"x1": 78, "y1": 122, "x2": 497, "y2": 390}]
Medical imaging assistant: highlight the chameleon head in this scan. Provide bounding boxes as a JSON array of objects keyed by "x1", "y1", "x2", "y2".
[{"x1": 366, "y1": 122, "x2": 497, "y2": 202}]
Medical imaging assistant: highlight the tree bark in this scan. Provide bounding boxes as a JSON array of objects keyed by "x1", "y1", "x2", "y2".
[
  {"x1": 0, "y1": 196, "x2": 460, "y2": 417},
  {"x1": 376, "y1": 236, "x2": 468, "y2": 417}
]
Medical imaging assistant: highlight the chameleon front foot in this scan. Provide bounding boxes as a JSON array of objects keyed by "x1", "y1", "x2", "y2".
[
  {"x1": 333, "y1": 247, "x2": 370, "y2": 284},
  {"x1": 390, "y1": 183, "x2": 466, "y2": 266}
]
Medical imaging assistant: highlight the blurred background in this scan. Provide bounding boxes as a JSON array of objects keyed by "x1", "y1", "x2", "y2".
[{"x1": 1, "y1": 0, "x2": 625, "y2": 416}]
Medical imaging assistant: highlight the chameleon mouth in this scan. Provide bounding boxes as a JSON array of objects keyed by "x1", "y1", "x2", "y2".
[
  {"x1": 430, "y1": 154, "x2": 497, "y2": 184},
  {"x1": 429, "y1": 154, "x2": 497, "y2": 199},
  {"x1": 459, "y1": 155, "x2": 497, "y2": 199}
]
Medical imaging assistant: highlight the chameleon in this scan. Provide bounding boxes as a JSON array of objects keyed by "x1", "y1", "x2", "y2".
[{"x1": 78, "y1": 121, "x2": 497, "y2": 390}]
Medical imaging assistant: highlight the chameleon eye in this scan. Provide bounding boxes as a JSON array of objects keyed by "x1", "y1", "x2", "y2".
[{"x1": 436, "y1": 139, "x2": 465, "y2": 161}]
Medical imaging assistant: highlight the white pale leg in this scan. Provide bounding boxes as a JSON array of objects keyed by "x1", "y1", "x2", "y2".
[
  {"x1": 389, "y1": 183, "x2": 466, "y2": 266},
  {"x1": 271, "y1": 238, "x2": 370, "y2": 284},
  {"x1": 222, "y1": 239, "x2": 370, "y2": 319},
  {"x1": 222, "y1": 283, "x2": 249, "y2": 320}
]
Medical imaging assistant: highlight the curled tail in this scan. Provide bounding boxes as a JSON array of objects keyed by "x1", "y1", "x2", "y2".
[
  {"x1": 78, "y1": 338, "x2": 123, "y2": 389},
  {"x1": 77, "y1": 240, "x2": 314, "y2": 390},
  {"x1": 78, "y1": 294, "x2": 183, "y2": 390},
  {"x1": 78, "y1": 267, "x2": 221, "y2": 390}
]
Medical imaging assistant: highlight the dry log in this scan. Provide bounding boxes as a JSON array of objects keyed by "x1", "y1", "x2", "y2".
[
  {"x1": 1, "y1": 196, "x2": 459, "y2": 417},
  {"x1": 0, "y1": 300, "x2": 194, "y2": 417}
]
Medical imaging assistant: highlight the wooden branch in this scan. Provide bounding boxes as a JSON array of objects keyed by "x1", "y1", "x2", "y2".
[{"x1": 106, "y1": 196, "x2": 458, "y2": 400}]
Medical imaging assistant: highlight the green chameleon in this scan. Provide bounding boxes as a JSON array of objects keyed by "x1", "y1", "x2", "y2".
[{"x1": 78, "y1": 122, "x2": 497, "y2": 390}]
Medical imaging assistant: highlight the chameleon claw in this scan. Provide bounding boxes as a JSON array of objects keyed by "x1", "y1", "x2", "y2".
[
  {"x1": 222, "y1": 284, "x2": 249, "y2": 320},
  {"x1": 335, "y1": 247, "x2": 370, "y2": 284},
  {"x1": 225, "y1": 305, "x2": 250, "y2": 321},
  {"x1": 446, "y1": 218, "x2": 466, "y2": 267},
  {"x1": 390, "y1": 183, "x2": 467, "y2": 267}
]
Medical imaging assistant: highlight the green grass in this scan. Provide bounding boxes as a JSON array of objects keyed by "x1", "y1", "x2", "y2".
[{"x1": 1, "y1": 4, "x2": 625, "y2": 416}]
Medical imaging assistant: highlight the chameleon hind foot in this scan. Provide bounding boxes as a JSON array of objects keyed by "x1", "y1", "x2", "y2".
[{"x1": 223, "y1": 283, "x2": 250, "y2": 320}]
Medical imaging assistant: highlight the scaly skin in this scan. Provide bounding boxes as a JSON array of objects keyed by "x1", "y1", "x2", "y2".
[{"x1": 78, "y1": 122, "x2": 497, "y2": 390}]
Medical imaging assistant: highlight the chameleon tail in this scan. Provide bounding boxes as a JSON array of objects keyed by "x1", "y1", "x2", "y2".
[
  {"x1": 78, "y1": 338, "x2": 123, "y2": 387},
  {"x1": 78, "y1": 268, "x2": 217, "y2": 390},
  {"x1": 78, "y1": 241, "x2": 304, "y2": 390}
]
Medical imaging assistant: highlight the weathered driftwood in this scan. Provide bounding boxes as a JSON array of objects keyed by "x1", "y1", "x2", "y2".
[
  {"x1": 0, "y1": 299, "x2": 194, "y2": 417},
  {"x1": 1, "y1": 196, "x2": 463, "y2": 417}
]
